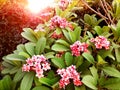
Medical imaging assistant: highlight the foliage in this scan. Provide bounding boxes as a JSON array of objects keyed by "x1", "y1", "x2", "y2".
[{"x1": 1, "y1": 0, "x2": 120, "y2": 90}]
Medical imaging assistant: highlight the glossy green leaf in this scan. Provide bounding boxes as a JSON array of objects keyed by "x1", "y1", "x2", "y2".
[
  {"x1": 0, "y1": 75, "x2": 12, "y2": 90},
  {"x1": 94, "y1": 26, "x2": 103, "y2": 35},
  {"x1": 74, "y1": 26, "x2": 81, "y2": 40},
  {"x1": 13, "y1": 68, "x2": 26, "y2": 82},
  {"x1": 9, "y1": 67, "x2": 20, "y2": 74},
  {"x1": 62, "y1": 30, "x2": 72, "y2": 43},
  {"x1": 51, "y1": 57, "x2": 66, "y2": 68},
  {"x1": 20, "y1": 72, "x2": 34, "y2": 90},
  {"x1": 97, "y1": 55, "x2": 107, "y2": 65},
  {"x1": 115, "y1": 48, "x2": 120, "y2": 62},
  {"x1": 52, "y1": 43, "x2": 69, "y2": 51},
  {"x1": 56, "y1": 39, "x2": 70, "y2": 47},
  {"x1": 25, "y1": 43, "x2": 35, "y2": 56},
  {"x1": 82, "y1": 75, "x2": 97, "y2": 90},
  {"x1": 65, "y1": 52, "x2": 73, "y2": 66},
  {"x1": 82, "y1": 52, "x2": 95, "y2": 64},
  {"x1": 17, "y1": 44, "x2": 26, "y2": 52},
  {"x1": 35, "y1": 37, "x2": 46, "y2": 54},
  {"x1": 84, "y1": 14, "x2": 92, "y2": 25},
  {"x1": 90, "y1": 66, "x2": 98, "y2": 81},
  {"x1": 69, "y1": 31, "x2": 76, "y2": 43},
  {"x1": 75, "y1": 85, "x2": 86, "y2": 90},
  {"x1": 102, "y1": 66, "x2": 120, "y2": 78},
  {"x1": 19, "y1": 52, "x2": 30, "y2": 58},
  {"x1": 102, "y1": 78, "x2": 120, "y2": 89},
  {"x1": 116, "y1": 20, "x2": 120, "y2": 35},
  {"x1": 6, "y1": 54, "x2": 26, "y2": 61},
  {"x1": 44, "y1": 52, "x2": 55, "y2": 59},
  {"x1": 21, "y1": 29, "x2": 37, "y2": 42},
  {"x1": 39, "y1": 78, "x2": 53, "y2": 86},
  {"x1": 75, "y1": 56, "x2": 83, "y2": 68}
]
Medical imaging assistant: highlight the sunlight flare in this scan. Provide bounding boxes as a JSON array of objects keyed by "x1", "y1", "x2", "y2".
[{"x1": 27, "y1": 0, "x2": 55, "y2": 13}]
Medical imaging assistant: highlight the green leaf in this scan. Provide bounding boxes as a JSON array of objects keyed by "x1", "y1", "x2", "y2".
[
  {"x1": 21, "y1": 28, "x2": 37, "y2": 42},
  {"x1": 82, "y1": 52, "x2": 95, "y2": 64},
  {"x1": 17, "y1": 44, "x2": 26, "y2": 52},
  {"x1": 20, "y1": 72, "x2": 34, "y2": 90},
  {"x1": 62, "y1": 30, "x2": 72, "y2": 43},
  {"x1": 56, "y1": 39, "x2": 70, "y2": 47},
  {"x1": 0, "y1": 75, "x2": 12, "y2": 90},
  {"x1": 115, "y1": 48, "x2": 120, "y2": 62},
  {"x1": 116, "y1": 20, "x2": 120, "y2": 35},
  {"x1": 98, "y1": 47, "x2": 113, "y2": 59},
  {"x1": 75, "y1": 85, "x2": 86, "y2": 90},
  {"x1": 51, "y1": 57, "x2": 66, "y2": 68},
  {"x1": 65, "y1": 52, "x2": 73, "y2": 66},
  {"x1": 39, "y1": 78, "x2": 53, "y2": 86},
  {"x1": 94, "y1": 26, "x2": 103, "y2": 35},
  {"x1": 9, "y1": 67, "x2": 20, "y2": 74},
  {"x1": 102, "y1": 66, "x2": 120, "y2": 78},
  {"x1": 32, "y1": 86, "x2": 51, "y2": 90},
  {"x1": 90, "y1": 66, "x2": 98, "y2": 81},
  {"x1": 102, "y1": 78, "x2": 120, "y2": 90},
  {"x1": 97, "y1": 55, "x2": 107, "y2": 65},
  {"x1": 13, "y1": 68, "x2": 26, "y2": 82},
  {"x1": 25, "y1": 43, "x2": 35, "y2": 56},
  {"x1": 19, "y1": 52, "x2": 30, "y2": 58},
  {"x1": 87, "y1": 31, "x2": 93, "y2": 38},
  {"x1": 44, "y1": 52, "x2": 55, "y2": 59},
  {"x1": 75, "y1": 56, "x2": 83, "y2": 68},
  {"x1": 84, "y1": 14, "x2": 92, "y2": 25},
  {"x1": 112, "y1": 42, "x2": 120, "y2": 49},
  {"x1": 74, "y1": 26, "x2": 81, "y2": 40},
  {"x1": 35, "y1": 37, "x2": 46, "y2": 55},
  {"x1": 82, "y1": 75, "x2": 97, "y2": 90},
  {"x1": 6, "y1": 54, "x2": 26, "y2": 61},
  {"x1": 47, "y1": 70, "x2": 55, "y2": 79},
  {"x1": 52, "y1": 43, "x2": 69, "y2": 51},
  {"x1": 69, "y1": 31, "x2": 76, "y2": 43}
]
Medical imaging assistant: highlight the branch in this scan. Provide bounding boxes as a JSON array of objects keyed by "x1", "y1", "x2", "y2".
[{"x1": 81, "y1": 0, "x2": 108, "y2": 20}]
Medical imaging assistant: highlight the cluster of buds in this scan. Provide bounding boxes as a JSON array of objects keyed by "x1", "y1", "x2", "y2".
[
  {"x1": 58, "y1": 0, "x2": 71, "y2": 10},
  {"x1": 57, "y1": 65, "x2": 82, "y2": 88},
  {"x1": 50, "y1": 15, "x2": 73, "y2": 30},
  {"x1": 51, "y1": 31, "x2": 63, "y2": 39},
  {"x1": 70, "y1": 41, "x2": 89, "y2": 56},
  {"x1": 55, "y1": 51, "x2": 65, "y2": 57},
  {"x1": 22, "y1": 55, "x2": 51, "y2": 78},
  {"x1": 90, "y1": 36, "x2": 110, "y2": 50}
]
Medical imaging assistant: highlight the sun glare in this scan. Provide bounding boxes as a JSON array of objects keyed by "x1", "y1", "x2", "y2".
[{"x1": 27, "y1": 0, "x2": 55, "y2": 13}]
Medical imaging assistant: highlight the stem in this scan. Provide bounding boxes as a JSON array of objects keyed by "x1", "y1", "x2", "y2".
[
  {"x1": 81, "y1": 0, "x2": 108, "y2": 20},
  {"x1": 100, "y1": 0, "x2": 114, "y2": 24}
]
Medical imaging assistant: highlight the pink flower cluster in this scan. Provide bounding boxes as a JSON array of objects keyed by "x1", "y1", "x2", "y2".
[
  {"x1": 22, "y1": 55, "x2": 51, "y2": 78},
  {"x1": 50, "y1": 15, "x2": 71, "y2": 29},
  {"x1": 58, "y1": 0, "x2": 71, "y2": 10},
  {"x1": 70, "y1": 41, "x2": 89, "y2": 56},
  {"x1": 90, "y1": 36, "x2": 110, "y2": 50},
  {"x1": 57, "y1": 65, "x2": 82, "y2": 88}
]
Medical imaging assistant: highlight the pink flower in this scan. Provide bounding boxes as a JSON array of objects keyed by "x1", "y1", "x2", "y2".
[
  {"x1": 42, "y1": 63, "x2": 51, "y2": 71},
  {"x1": 50, "y1": 16, "x2": 68, "y2": 29},
  {"x1": 26, "y1": 58, "x2": 33, "y2": 66},
  {"x1": 70, "y1": 41, "x2": 89, "y2": 56},
  {"x1": 90, "y1": 36, "x2": 110, "y2": 50},
  {"x1": 35, "y1": 68, "x2": 44, "y2": 78},
  {"x1": 22, "y1": 64, "x2": 30, "y2": 72},
  {"x1": 57, "y1": 65, "x2": 82, "y2": 88},
  {"x1": 58, "y1": 0, "x2": 71, "y2": 10},
  {"x1": 22, "y1": 55, "x2": 51, "y2": 78}
]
